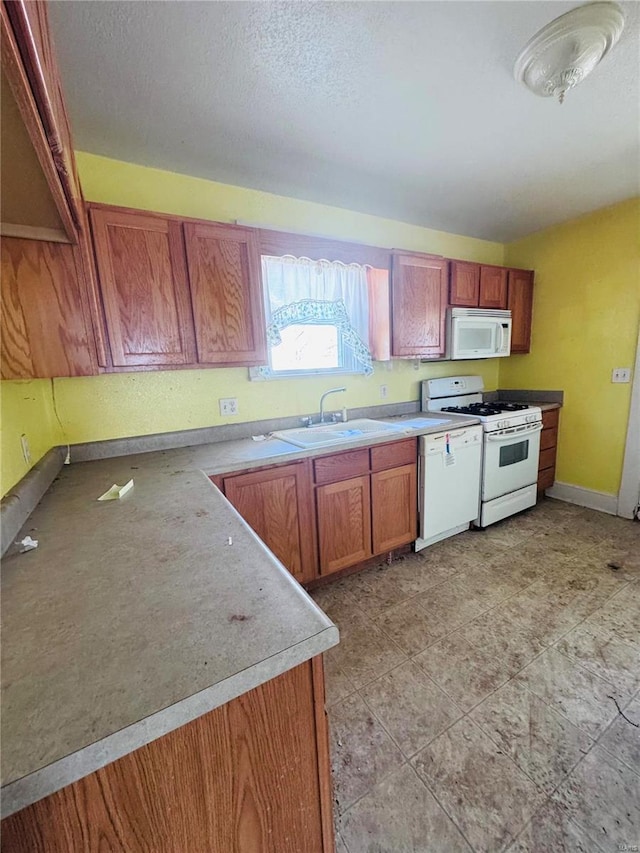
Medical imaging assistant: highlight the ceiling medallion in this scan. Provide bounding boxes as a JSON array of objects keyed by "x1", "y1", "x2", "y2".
[{"x1": 514, "y1": 2, "x2": 625, "y2": 104}]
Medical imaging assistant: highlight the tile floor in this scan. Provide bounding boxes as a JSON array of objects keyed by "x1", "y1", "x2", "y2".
[{"x1": 312, "y1": 499, "x2": 640, "y2": 853}]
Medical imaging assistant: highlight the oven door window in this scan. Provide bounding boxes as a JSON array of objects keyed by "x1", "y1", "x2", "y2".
[{"x1": 499, "y1": 439, "x2": 529, "y2": 467}]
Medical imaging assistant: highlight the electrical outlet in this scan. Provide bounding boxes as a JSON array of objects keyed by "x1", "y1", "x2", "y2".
[
  {"x1": 20, "y1": 434, "x2": 31, "y2": 465},
  {"x1": 219, "y1": 397, "x2": 239, "y2": 416},
  {"x1": 612, "y1": 368, "x2": 631, "y2": 384},
  {"x1": 379, "y1": 384, "x2": 388, "y2": 399}
]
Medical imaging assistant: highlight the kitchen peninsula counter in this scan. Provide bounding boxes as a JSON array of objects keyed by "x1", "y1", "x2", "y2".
[
  {"x1": 1, "y1": 459, "x2": 338, "y2": 819},
  {"x1": 1, "y1": 411, "x2": 479, "y2": 820}
]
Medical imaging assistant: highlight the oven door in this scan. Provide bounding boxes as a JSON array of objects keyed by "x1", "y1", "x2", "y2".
[{"x1": 482, "y1": 422, "x2": 542, "y2": 501}]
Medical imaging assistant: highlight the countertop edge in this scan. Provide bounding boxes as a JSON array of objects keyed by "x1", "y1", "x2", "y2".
[{"x1": 1, "y1": 623, "x2": 339, "y2": 819}]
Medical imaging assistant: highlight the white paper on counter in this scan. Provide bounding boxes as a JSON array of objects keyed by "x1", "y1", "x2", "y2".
[{"x1": 97, "y1": 479, "x2": 134, "y2": 501}]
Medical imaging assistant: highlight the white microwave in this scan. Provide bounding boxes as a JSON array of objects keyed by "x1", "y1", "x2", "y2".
[{"x1": 448, "y1": 308, "x2": 512, "y2": 360}]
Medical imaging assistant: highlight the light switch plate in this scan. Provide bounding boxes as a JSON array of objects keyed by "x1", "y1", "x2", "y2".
[
  {"x1": 379, "y1": 384, "x2": 388, "y2": 399},
  {"x1": 219, "y1": 397, "x2": 239, "y2": 416},
  {"x1": 611, "y1": 368, "x2": 631, "y2": 383}
]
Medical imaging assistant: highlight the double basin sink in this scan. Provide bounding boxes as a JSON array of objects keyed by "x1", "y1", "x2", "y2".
[{"x1": 272, "y1": 417, "x2": 451, "y2": 449}]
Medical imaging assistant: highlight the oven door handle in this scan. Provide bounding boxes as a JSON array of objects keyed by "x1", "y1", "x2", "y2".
[{"x1": 486, "y1": 423, "x2": 543, "y2": 441}]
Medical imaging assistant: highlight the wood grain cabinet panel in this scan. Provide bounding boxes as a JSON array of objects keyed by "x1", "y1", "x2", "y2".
[
  {"x1": 2, "y1": 0, "x2": 82, "y2": 240},
  {"x1": 449, "y1": 261, "x2": 480, "y2": 307},
  {"x1": 223, "y1": 462, "x2": 316, "y2": 584},
  {"x1": 183, "y1": 222, "x2": 267, "y2": 366},
  {"x1": 537, "y1": 409, "x2": 560, "y2": 496},
  {"x1": 508, "y1": 268, "x2": 534, "y2": 353},
  {"x1": 1, "y1": 659, "x2": 335, "y2": 853},
  {"x1": 370, "y1": 438, "x2": 417, "y2": 473},
  {"x1": 540, "y1": 427, "x2": 558, "y2": 451},
  {"x1": 479, "y1": 265, "x2": 508, "y2": 309},
  {"x1": 371, "y1": 463, "x2": 417, "y2": 553},
  {"x1": 1, "y1": 237, "x2": 94, "y2": 377},
  {"x1": 313, "y1": 448, "x2": 370, "y2": 485},
  {"x1": 90, "y1": 208, "x2": 196, "y2": 367},
  {"x1": 391, "y1": 253, "x2": 449, "y2": 358},
  {"x1": 316, "y1": 475, "x2": 372, "y2": 575}
]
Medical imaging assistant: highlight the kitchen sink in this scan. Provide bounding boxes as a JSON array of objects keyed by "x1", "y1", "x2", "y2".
[{"x1": 272, "y1": 418, "x2": 408, "y2": 449}]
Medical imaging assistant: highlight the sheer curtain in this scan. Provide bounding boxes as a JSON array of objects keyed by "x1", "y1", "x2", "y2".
[
  {"x1": 261, "y1": 255, "x2": 374, "y2": 373},
  {"x1": 262, "y1": 255, "x2": 369, "y2": 340}
]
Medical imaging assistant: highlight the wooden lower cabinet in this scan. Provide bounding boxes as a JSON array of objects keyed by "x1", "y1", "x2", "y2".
[
  {"x1": 537, "y1": 408, "x2": 560, "y2": 495},
  {"x1": 315, "y1": 439, "x2": 418, "y2": 577},
  {"x1": 222, "y1": 461, "x2": 316, "y2": 584},
  {"x1": 1, "y1": 658, "x2": 335, "y2": 853},
  {"x1": 219, "y1": 439, "x2": 419, "y2": 584},
  {"x1": 371, "y1": 463, "x2": 417, "y2": 553},
  {"x1": 316, "y1": 475, "x2": 372, "y2": 575}
]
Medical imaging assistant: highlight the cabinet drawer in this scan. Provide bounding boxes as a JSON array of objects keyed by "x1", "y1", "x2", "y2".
[
  {"x1": 538, "y1": 447, "x2": 557, "y2": 471},
  {"x1": 540, "y1": 428, "x2": 558, "y2": 451},
  {"x1": 370, "y1": 438, "x2": 417, "y2": 472},
  {"x1": 541, "y1": 409, "x2": 559, "y2": 430},
  {"x1": 313, "y1": 448, "x2": 369, "y2": 485},
  {"x1": 538, "y1": 467, "x2": 555, "y2": 491}
]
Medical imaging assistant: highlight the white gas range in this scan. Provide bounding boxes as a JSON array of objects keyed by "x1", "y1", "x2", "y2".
[{"x1": 422, "y1": 376, "x2": 543, "y2": 527}]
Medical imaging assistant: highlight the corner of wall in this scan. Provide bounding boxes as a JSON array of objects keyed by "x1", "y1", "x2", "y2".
[{"x1": 0, "y1": 379, "x2": 62, "y2": 497}]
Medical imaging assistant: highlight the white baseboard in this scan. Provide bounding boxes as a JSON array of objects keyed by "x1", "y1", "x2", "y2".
[{"x1": 545, "y1": 481, "x2": 618, "y2": 516}]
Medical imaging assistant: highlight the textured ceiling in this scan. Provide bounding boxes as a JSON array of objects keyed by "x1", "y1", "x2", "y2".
[{"x1": 49, "y1": 1, "x2": 640, "y2": 242}]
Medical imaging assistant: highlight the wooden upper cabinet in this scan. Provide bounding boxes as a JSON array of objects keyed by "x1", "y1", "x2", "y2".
[
  {"x1": 223, "y1": 462, "x2": 317, "y2": 584},
  {"x1": 479, "y1": 265, "x2": 508, "y2": 309},
  {"x1": 508, "y1": 268, "x2": 534, "y2": 353},
  {"x1": 183, "y1": 222, "x2": 267, "y2": 366},
  {"x1": 449, "y1": 261, "x2": 480, "y2": 307},
  {"x1": 1, "y1": 0, "x2": 82, "y2": 241},
  {"x1": 391, "y1": 253, "x2": 449, "y2": 358},
  {"x1": 89, "y1": 207, "x2": 196, "y2": 367},
  {"x1": 1, "y1": 237, "x2": 95, "y2": 378}
]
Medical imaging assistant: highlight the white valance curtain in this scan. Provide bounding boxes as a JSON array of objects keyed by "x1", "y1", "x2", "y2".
[
  {"x1": 261, "y1": 255, "x2": 374, "y2": 373},
  {"x1": 262, "y1": 255, "x2": 370, "y2": 341}
]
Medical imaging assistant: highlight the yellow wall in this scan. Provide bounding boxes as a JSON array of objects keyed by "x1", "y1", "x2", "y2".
[
  {"x1": 50, "y1": 360, "x2": 500, "y2": 446},
  {"x1": 0, "y1": 151, "x2": 504, "y2": 496},
  {"x1": 500, "y1": 198, "x2": 640, "y2": 496},
  {"x1": 0, "y1": 380, "x2": 62, "y2": 494},
  {"x1": 76, "y1": 152, "x2": 504, "y2": 264}
]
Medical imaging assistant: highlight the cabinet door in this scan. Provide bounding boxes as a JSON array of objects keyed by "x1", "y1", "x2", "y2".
[
  {"x1": 316, "y1": 475, "x2": 372, "y2": 575},
  {"x1": 90, "y1": 208, "x2": 196, "y2": 367},
  {"x1": 223, "y1": 462, "x2": 316, "y2": 584},
  {"x1": 1, "y1": 237, "x2": 95, "y2": 378},
  {"x1": 183, "y1": 222, "x2": 267, "y2": 366},
  {"x1": 449, "y1": 261, "x2": 480, "y2": 307},
  {"x1": 391, "y1": 254, "x2": 449, "y2": 357},
  {"x1": 508, "y1": 269, "x2": 534, "y2": 353},
  {"x1": 371, "y1": 464, "x2": 417, "y2": 554},
  {"x1": 2, "y1": 0, "x2": 82, "y2": 239},
  {"x1": 479, "y1": 266, "x2": 508, "y2": 309}
]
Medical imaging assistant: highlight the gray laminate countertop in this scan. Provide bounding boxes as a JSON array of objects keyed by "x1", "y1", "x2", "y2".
[
  {"x1": 0, "y1": 462, "x2": 339, "y2": 817},
  {"x1": 0, "y1": 412, "x2": 478, "y2": 818}
]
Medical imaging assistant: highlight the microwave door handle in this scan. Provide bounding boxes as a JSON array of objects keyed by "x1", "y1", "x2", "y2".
[{"x1": 498, "y1": 323, "x2": 505, "y2": 353}]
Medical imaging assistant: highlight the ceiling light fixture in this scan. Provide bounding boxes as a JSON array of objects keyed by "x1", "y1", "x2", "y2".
[{"x1": 514, "y1": 2, "x2": 625, "y2": 104}]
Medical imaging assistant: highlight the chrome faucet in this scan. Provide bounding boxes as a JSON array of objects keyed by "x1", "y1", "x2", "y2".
[{"x1": 319, "y1": 387, "x2": 346, "y2": 424}]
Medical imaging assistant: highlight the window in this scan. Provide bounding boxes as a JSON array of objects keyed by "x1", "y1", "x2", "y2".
[{"x1": 251, "y1": 254, "x2": 389, "y2": 379}]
